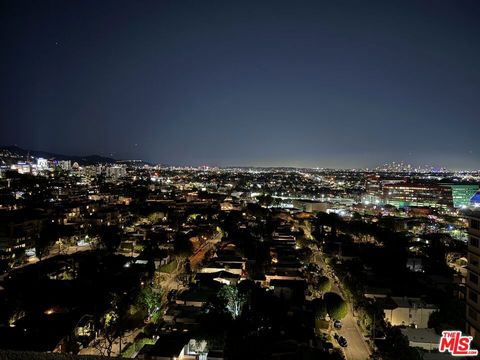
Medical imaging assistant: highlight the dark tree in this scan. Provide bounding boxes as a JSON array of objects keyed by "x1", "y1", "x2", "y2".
[
  {"x1": 36, "y1": 221, "x2": 60, "y2": 260},
  {"x1": 312, "y1": 298, "x2": 328, "y2": 320},
  {"x1": 173, "y1": 232, "x2": 194, "y2": 257},
  {"x1": 98, "y1": 225, "x2": 122, "y2": 253},
  {"x1": 324, "y1": 292, "x2": 348, "y2": 320}
]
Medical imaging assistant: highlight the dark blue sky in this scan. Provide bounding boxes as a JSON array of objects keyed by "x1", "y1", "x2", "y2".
[{"x1": 1, "y1": 0, "x2": 480, "y2": 169}]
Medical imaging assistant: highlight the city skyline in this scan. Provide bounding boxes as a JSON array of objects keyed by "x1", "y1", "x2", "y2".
[
  {"x1": 0, "y1": 144, "x2": 475, "y2": 172},
  {"x1": 2, "y1": 1, "x2": 480, "y2": 358},
  {"x1": 1, "y1": 0, "x2": 480, "y2": 169}
]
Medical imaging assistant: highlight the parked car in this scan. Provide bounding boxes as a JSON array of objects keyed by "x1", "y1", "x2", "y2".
[
  {"x1": 338, "y1": 336, "x2": 348, "y2": 347},
  {"x1": 333, "y1": 320, "x2": 342, "y2": 329}
]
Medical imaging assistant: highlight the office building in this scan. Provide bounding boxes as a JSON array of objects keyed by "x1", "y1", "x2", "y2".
[
  {"x1": 440, "y1": 183, "x2": 479, "y2": 208},
  {"x1": 382, "y1": 182, "x2": 451, "y2": 208}
]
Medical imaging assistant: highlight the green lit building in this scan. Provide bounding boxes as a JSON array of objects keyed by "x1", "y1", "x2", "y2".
[{"x1": 440, "y1": 183, "x2": 479, "y2": 208}]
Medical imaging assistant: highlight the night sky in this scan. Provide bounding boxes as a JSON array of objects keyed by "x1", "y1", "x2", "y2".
[{"x1": 1, "y1": 0, "x2": 480, "y2": 169}]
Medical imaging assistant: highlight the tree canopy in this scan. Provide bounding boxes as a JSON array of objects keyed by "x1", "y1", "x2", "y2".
[
  {"x1": 312, "y1": 298, "x2": 327, "y2": 320},
  {"x1": 324, "y1": 292, "x2": 348, "y2": 320},
  {"x1": 137, "y1": 285, "x2": 163, "y2": 322},
  {"x1": 316, "y1": 276, "x2": 332, "y2": 293},
  {"x1": 217, "y1": 285, "x2": 246, "y2": 320},
  {"x1": 174, "y1": 232, "x2": 194, "y2": 257}
]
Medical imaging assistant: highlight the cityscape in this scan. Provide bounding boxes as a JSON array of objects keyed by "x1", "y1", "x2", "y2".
[
  {"x1": 1, "y1": 146, "x2": 479, "y2": 360},
  {"x1": 1, "y1": 1, "x2": 480, "y2": 360}
]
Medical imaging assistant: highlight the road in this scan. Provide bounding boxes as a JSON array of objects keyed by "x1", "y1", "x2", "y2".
[
  {"x1": 313, "y1": 250, "x2": 371, "y2": 360},
  {"x1": 189, "y1": 231, "x2": 222, "y2": 268},
  {"x1": 4, "y1": 243, "x2": 93, "y2": 275},
  {"x1": 337, "y1": 311, "x2": 371, "y2": 360}
]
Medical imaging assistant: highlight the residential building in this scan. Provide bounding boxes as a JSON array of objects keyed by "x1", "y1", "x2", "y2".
[
  {"x1": 466, "y1": 211, "x2": 480, "y2": 348},
  {"x1": 381, "y1": 296, "x2": 437, "y2": 328},
  {"x1": 401, "y1": 328, "x2": 440, "y2": 351},
  {"x1": 37, "y1": 158, "x2": 49, "y2": 171},
  {"x1": 0, "y1": 210, "x2": 43, "y2": 264}
]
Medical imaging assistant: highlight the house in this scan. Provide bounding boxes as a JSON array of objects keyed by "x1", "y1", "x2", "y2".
[
  {"x1": 401, "y1": 328, "x2": 440, "y2": 351},
  {"x1": 151, "y1": 249, "x2": 171, "y2": 269},
  {"x1": 265, "y1": 269, "x2": 304, "y2": 283},
  {"x1": 163, "y1": 305, "x2": 202, "y2": 324},
  {"x1": 381, "y1": 296, "x2": 437, "y2": 328},
  {"x1": 195, "y1": 271, "x2": 241, "y2": 286},
  {"x1": 209, "y1": 252, "x2": 246, "y2": 270},
  {"x1": 175, "y1": 286, "x2": 218, "y2": 307},
  {"x1": 137, "y1": 336, "x2": 224, "y2": 360},
  {"x1": 200, "y1": 262, "x2": 243, "y2": 276},
  {"x1": 270, "y1": 279, "x2": 307, "y2": 303}
]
